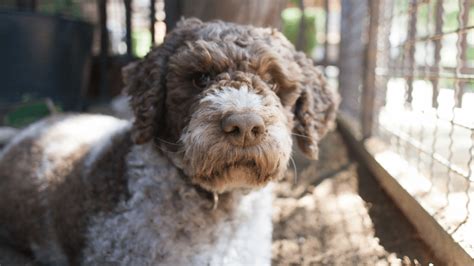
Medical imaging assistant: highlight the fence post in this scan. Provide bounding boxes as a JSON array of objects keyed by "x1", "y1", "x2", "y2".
[
  {"x1": 432, "y1": 0, "x2": 444, "y2": 108},
  {"x1": 150, "y1": 0, "x2": 156, "y2": 45},
  {"x1": 361, "y1": 0, "x2": 380, "y2": 139},
  {"x1": 124, "y1": 0, "x2": 133, "y2": 58},
  {"x1": 98, "y1": 0, "x2": 108, "y2": 99},
  {"x1": 456, "y1": 0, "x2": 470, "y2": 107},
  {"x1": 164, "y1": 0, "x2": 181, "y2": 32}
]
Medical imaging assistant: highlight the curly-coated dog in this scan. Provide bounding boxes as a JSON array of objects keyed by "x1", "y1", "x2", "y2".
[{"x1": 0, "y1": 18, "x2": 338, "y2": 265}]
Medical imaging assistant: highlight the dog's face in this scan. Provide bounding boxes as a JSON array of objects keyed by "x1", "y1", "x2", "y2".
[{"x1": 124, "y1": 19, "x2": 339, "y2": 193}]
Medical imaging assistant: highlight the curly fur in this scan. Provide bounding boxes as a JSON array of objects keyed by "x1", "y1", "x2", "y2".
[
  {"x1": 125, "y1": 18, "x2": 339, "y2": 160},
  {"x1": 0, "y1": 18, "x2": 338, "y2": 265}
]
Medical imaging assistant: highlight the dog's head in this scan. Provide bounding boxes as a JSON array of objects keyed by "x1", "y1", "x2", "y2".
[{"x1": 123, "y1": 19, "x2": 339, "y2": 193}]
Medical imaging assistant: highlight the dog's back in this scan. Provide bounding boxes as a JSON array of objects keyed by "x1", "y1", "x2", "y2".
[
  {"x1": 0, "y1": 114, "x2": 131, "y2": 264},
  {"x1": 0, "y1": 114, "x2": 274, "y2": 266}
]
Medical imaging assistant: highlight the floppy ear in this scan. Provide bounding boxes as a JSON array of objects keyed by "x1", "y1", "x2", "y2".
[
  {"x1": 123, "y1": 18, "x2": 203, "y2": 144},
  {"x1": 292, "y1": 52, "x2": 340, "y2": 160}
]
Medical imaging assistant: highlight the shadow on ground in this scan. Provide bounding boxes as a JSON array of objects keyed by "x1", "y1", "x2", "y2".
[{"x1": 272, "y1": 130, "x2": 441, "y2": 265}]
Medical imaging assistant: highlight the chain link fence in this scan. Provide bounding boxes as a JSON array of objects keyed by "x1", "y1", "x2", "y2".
[{"x1": 339, "y1": 0, "x2": 474, "y2": 259}]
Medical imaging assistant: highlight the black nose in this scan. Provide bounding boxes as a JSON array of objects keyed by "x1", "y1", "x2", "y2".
[{"x1": 221, "y1": 113, "x2": 265, "y2": 147}]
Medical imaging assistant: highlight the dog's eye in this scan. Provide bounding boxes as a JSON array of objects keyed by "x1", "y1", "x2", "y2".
[{"x1": 192, "y1": 73, "x2": 211, "y2": 89}]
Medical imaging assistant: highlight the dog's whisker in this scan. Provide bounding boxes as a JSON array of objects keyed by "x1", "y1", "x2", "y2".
[
  {"x1": 153, "y1": 142, "x2": 182, "y2": 154},
  {"x1": 212, "y1": 192, "x2": 219, "y2": 211},
  {"x1": 154, "y1": 137, "x2": 183, "y2": 147},
  {"x1": 289, "y1": 156, "x2": 298, "y2": 185},
  {"x1": 291, "y1": 133, "x2": 312, "y2": 140}
]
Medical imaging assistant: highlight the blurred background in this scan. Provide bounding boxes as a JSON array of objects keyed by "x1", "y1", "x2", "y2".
[{"x1": 0, "y1": 0, "x2": 473, "y2": 264}]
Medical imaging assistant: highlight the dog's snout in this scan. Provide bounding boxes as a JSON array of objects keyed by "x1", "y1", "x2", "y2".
[{"x1": 221, "y1": 113, "x2": 265, "y2": 147}]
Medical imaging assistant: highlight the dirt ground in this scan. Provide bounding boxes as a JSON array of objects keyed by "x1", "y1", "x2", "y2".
[
  {"x1": 0, "y1": 130, "x2": 440, "y2": 265},
  {"x1": 272, "y1": 131, "x2": 441, "y2": 265}
]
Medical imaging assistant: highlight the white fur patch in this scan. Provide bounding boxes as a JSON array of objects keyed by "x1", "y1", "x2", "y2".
[
  {"x1": 83, "y1": 144, "x2": 273, "y2": 265},
  {"x1": 0, "y1": 114, "x2": 131, "y2": 264},
  {"x1": 201, "y1": 85, "x2": 263, "y2": 112},
  {"x1": 37, "y1": 115, "x2": 130, "y2": 179}
]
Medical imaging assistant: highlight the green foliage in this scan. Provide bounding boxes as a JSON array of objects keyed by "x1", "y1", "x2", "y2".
[
  {"x1": 37, "y1": 0, "x2": 82, "y2": 19},
  {"x1": 281, "y1": 7, "x2": 321, "y2": 55},
  {"x1": 3, "y1": 100, "x2": 60, "y2": 128},
  {"x1": 132, "y1": 29, "x2": 152, "y2": 58}
]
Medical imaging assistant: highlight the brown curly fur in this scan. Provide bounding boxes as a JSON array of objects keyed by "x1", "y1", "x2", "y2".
[{"x1": 124, "y1": 18, "x2": 339, "y2": 161}]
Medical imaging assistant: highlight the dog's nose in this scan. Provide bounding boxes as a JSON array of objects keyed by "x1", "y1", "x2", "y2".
[{"x1": 221, "y1": 113, "x2": 265, "y2": 147}]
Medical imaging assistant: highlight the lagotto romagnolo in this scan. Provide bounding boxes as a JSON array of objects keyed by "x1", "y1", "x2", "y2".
[{"x1": 0, "y1": 18, "x2": 339, "y2": 265}]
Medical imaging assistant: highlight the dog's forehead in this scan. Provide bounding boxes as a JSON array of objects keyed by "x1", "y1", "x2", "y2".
[
  {"x1": 194, "y1": 22, "x2": 267, "y2": 42},
  {"x1": 201, "y1": 85, "x2": 263, "y2": 108}
]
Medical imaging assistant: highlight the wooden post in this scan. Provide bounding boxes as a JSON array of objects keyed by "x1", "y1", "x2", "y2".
[
  {"x1": 361, "y1": 0, "x2": 380, "y2": 139},
  {"x1": 164, "y1": 0, "x2": 181, "y2": 32},
  {"x1": 98, "y1": 0, "x2": 109, "y2": 98},
  {"x1": 124, "y1": 0, "x2": 133, "y2": 58},
  {"x1": 150, "y1": 0, "x2": 156, "y2": 45}
]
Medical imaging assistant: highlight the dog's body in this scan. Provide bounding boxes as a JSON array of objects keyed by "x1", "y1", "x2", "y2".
[
  {"x1": 0, "y1": 19, "x2": 338, "y2": 265},
  {"x1": 0, "y1": 115, "x2": 272, "y2": 265}
]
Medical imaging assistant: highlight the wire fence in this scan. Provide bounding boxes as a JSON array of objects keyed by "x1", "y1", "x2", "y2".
[{"x1": 339, "y1": 0, "x2": 474, "y2": 257}]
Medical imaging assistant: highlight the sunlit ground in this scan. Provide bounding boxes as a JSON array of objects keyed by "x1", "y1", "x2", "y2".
[{"x1": 374, "y1": 79, "x2": 474, "y2": 256}]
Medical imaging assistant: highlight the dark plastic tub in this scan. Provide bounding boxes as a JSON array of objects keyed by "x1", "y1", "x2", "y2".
[{"x1": 0, "y1": 11, "x2": 94, "y2": 110}]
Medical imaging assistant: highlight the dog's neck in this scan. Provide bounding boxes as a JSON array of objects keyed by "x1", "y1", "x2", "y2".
[{"x1": 144, "y1": 141, "x2": 248, "y2": 210}]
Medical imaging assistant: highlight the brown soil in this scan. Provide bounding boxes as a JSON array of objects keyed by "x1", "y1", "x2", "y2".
[{"x1": 272, "y1": 131, "x2": 441, "y2": 265}]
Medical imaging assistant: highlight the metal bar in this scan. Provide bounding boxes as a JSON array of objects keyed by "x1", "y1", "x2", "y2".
[
  {"x1": 432, "y1": 0, "x2": 443, "y2": 108},
  {"x1": 383, "y1": 64, "x2": 474, "y2": 75},
  {"x1": 361, "y1": 0, "x2": 380, "y2": 138},
  {"x1": 150, "y1": 0, "x2": 156, "y2": 45},
  {"x1": 405, "y1": 0, "x2": 418, "y2": 104},
  {"x1": 378, "y1": 124, "x2": 471, "y2": 180},
  {"x1": 390, "y1": 25, "x2": 474, "y2": 48},
  {"x1": 124, "y1": 0, "x2": 133, "y2": 58},
  {"x1": 98, "y1": 0, "x2": 109, "y2": 98},
  {"x1": 323, "y1": 0, "x2": 330, "y2": 63},
  {"x1": 416, "y1": 0, "x2": 433, "y2": 176},
  {"x1": 429, "y1": 0, "x2": 444, "y2": 190},
  {"x1": 456, "y1": 0, "x2": 470, "y2": 107},
  {"x1": 375, "y1": 68, "x2": 474, "y2": 82},
  {"x1": 296, "y1": 0, "x2": 306, "y2": 51}
]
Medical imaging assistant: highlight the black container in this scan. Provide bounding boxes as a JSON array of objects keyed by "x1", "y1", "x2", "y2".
[{"x1": 0, "y1": 11, "x2": 94, "y2": 110}]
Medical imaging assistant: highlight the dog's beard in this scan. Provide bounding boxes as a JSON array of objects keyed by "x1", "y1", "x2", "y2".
[
  {"x1": 171, "y1": 85, "x2": 293, "y2": 193},
  {"x1": 180, "y1": 120, "x2": 292, "y2": 193}
]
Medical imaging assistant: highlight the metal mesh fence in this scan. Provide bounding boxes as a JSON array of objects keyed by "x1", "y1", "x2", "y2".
[{"x1": 339, "y1": 0, "x2": 474, "y2": 257}]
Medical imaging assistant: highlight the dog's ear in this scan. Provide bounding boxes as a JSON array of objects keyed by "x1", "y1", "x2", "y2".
[
  {"x1": 291, "y1": 52, "x2": 340, "y2": 160},
  {"x1": 123, "y1": 18, "x2": 203, "y2": 144}
]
